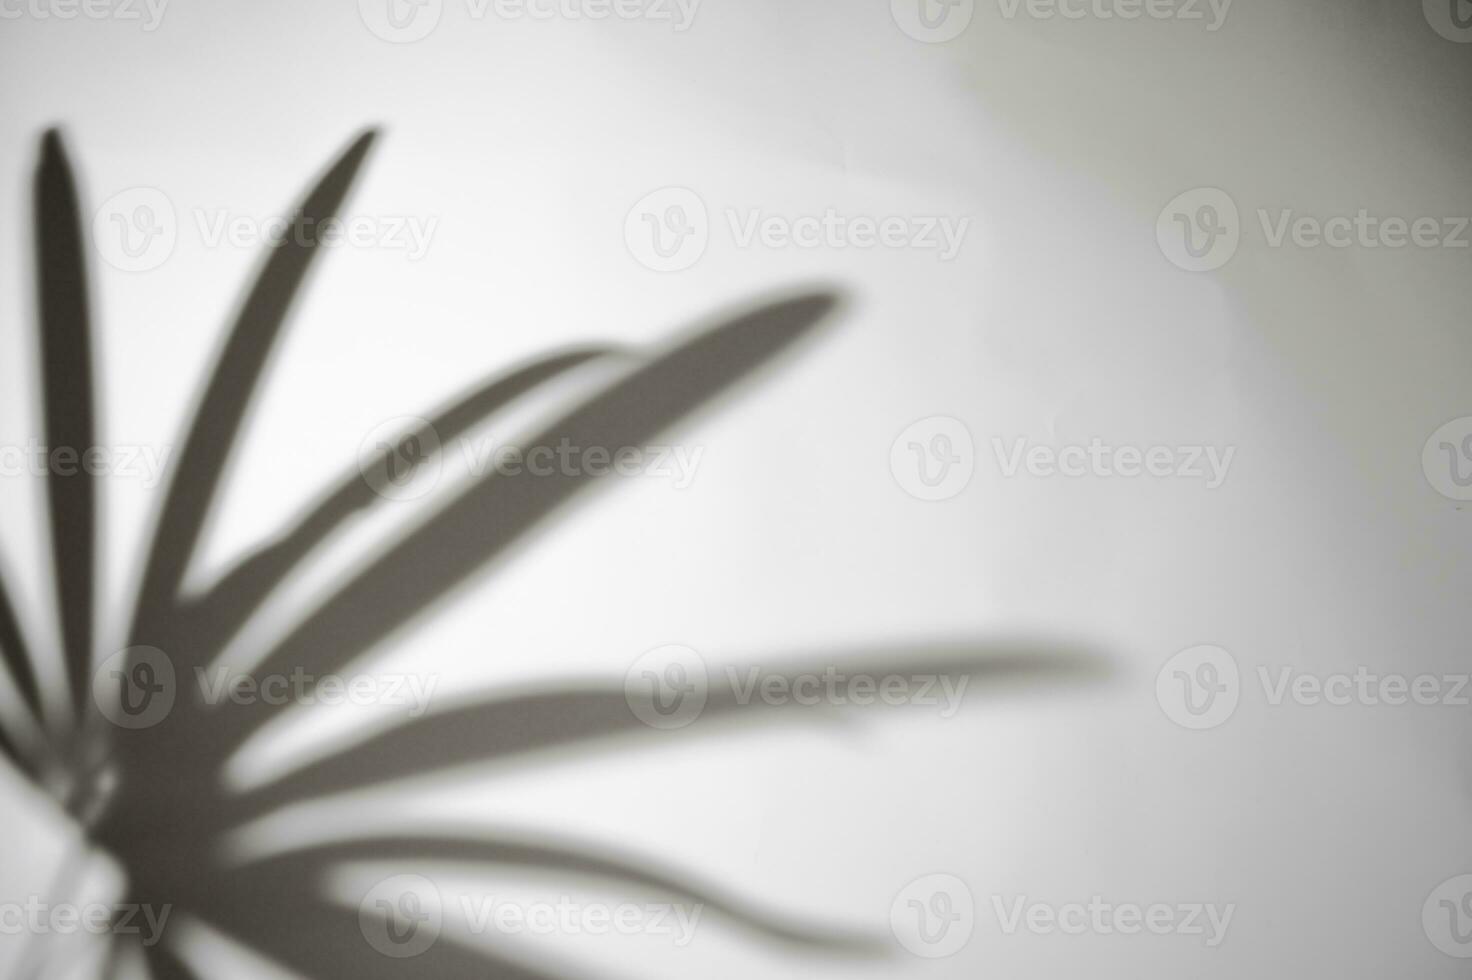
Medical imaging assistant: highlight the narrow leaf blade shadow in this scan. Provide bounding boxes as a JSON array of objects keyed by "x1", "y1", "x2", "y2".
[
  {"x1": 206, "y1": 291, "x2": 841, "y2": 753},
  {"x1": 0, "y1": 562, "x2": 43, "y2": 723},
  {"x1": 232, "y1": 830, "x2": 884, "y2": 953},
  {"x1": 179, "y1": 346, "x2": 624, "y2": 659},
  {"x1": 35, "y1": 130, "x2": 96, "y2": 715},
  {"x1": 225, "y1": 641, "x2": 1106, "y2": 822},
  {"x1": 130, "y1": 130, "x2": 377, "y2": 650},
  {"x1": 193, "y1": 889, "x2": 571, "y2": 980}
]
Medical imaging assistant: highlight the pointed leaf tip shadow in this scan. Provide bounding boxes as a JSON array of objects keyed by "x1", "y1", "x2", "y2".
[
  {"x1": 178, "y1": 345, "x2": 625, "y2": 662},
  {"x1": 35, "y1": 128, "x2": 97, "y2": 715},
  {"x1": 208, "y1": 290, "x2": 842, "y2": 752},
  {"x1": 130, "y1": 129, "x2": 378, "y2": 647}
]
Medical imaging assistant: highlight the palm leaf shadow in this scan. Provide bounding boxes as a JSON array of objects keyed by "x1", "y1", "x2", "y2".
[
  {"x1": 0, "y1": 128, "x2": 1113, "y2": 980},
  {"x1": 36, "y1": 131, "x2": 97, "y2": 722}
]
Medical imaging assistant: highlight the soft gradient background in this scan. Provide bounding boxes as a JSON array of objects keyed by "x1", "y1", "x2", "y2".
[{"x1": 1, "y1": 0, "x2": 1470, "y2": 976}]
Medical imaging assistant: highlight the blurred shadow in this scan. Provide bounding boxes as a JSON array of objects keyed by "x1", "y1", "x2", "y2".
[{"x1": 0, "y1": 128, "x2": 1113, "y2": 980}]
